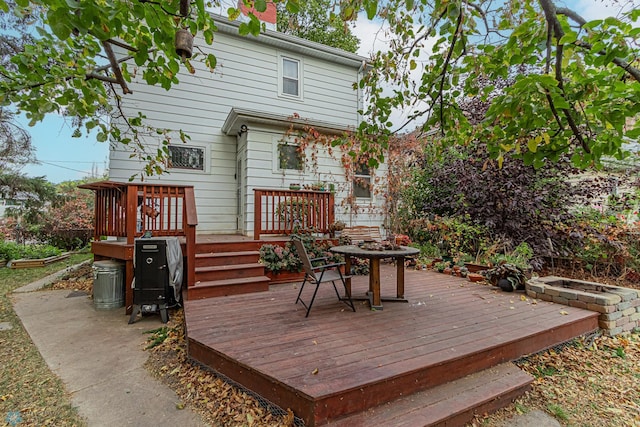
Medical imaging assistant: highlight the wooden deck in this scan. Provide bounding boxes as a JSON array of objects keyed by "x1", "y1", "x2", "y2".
[{"x1": 184, "y1": 266, "x2": 599, "y2": 426}]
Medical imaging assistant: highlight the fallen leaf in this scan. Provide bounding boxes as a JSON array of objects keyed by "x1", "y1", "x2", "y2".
[
  {"x1": 560, "y1": 310, "x2": 569, "y2": 315},
  {"x1": 520, "y1": 295, "x2": 528, "y2": 301},
  {"x1": 311, "y1": 368, "x2": 319, "y2": 375}
]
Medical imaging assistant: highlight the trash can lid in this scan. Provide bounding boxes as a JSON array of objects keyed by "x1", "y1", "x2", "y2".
[{"x1": 93, "y1": 260, "x2": 124, "y2": 269}]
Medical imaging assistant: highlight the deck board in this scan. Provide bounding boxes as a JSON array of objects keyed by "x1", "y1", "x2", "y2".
[{"x1": 185, "y1": 265, "x2": 599, "y2": 426}]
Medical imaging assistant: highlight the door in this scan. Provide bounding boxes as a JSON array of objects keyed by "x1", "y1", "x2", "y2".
[{"x1": 236, "y1": 158, "x2": 243, "y2": 232}]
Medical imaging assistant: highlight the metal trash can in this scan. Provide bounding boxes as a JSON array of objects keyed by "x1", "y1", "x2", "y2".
[{"x1": 92, "y1": 260, "x2": 125, "y2": 309}]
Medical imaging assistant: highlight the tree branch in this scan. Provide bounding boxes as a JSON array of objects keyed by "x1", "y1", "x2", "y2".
[
  {"x1": 539, "y1": 0, "x2": 590, "y2": 153},
  {"x1": 556, "y1": 6, "x2": 640, "y2": 83}
]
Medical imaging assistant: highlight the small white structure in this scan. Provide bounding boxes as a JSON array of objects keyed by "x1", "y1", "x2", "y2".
[{"x1": 108, "y1": 14, "x2": 387, "y2": 236}]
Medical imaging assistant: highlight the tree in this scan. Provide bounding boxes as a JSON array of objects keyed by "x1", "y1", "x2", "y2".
[
  {"x1": 1, "y1": 1, "x2": 35, "y2": 172},
  {"x1": 359, "y1": 0, "x2": 640, "y2": 169},
  {"x1": 0, "y1": 0, "x2": 638, "y2": 174},
  {"x1": 0, "y1": 0, "x2": 300, "y2": 177},
  {"x1": 276, "y1": 0, "x2": 360, "y2": 53}
]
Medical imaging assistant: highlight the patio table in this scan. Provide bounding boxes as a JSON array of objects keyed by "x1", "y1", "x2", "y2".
[{"x1": 330, "y1": 245, "x2": 419, "y2": 310}]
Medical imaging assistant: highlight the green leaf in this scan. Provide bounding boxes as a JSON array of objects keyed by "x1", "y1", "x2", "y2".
[
  {"x1": 0, "y1": 0, "x2": 9, "y2": 12},
  {"x1": 254, "y1": 0, "x2": 267, "y2": 13},
  {"x1": 227, "y1": 7, "x2": 241, "y2": 21},
  {"x1": 527, "y1": 138, "x2": 538, "y2": 153},
  {"x1": 559, "y1": 32, "x2": 577, "y2": 45},
  {"x1": 285, "y1": 0, "x2": 300, "y2": 14},
  {"x1": 238, "y1": 22, "x2": 251, "y2": 36},
  {"x1": 47, "y1": 9, "x2": 72, "y2": 40},
  {"x1": 364, "y1": 0, "x2": 377, "y2": 19}
]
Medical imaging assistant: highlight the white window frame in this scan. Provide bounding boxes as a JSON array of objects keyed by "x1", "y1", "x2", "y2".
[
  {"x1": 167, "y1": 144, "x2": 209, "y2": 174},
  {"x1": 273, "y1": 135, "x2": 305, "y2": 174},
  {"x1": 278, "y1": 54, "x2": 303, "y2": 100},
  {"x1": 353, "y1": 163, "x2": 372, "y2": 200}
]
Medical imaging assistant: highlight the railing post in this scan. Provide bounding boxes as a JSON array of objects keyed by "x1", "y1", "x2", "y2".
[
  {"x1": 184, "y1": 187, "x2": 198, "y2": 288},
  {"x1": 253, "y1": 190, "x2": 262, "y2": 240},
  {"x1": 126, "y1": 185, "x2": 138, "y2": 244}
]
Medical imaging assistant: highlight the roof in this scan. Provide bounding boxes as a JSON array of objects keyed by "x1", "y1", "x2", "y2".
[
  {"x1": 221, "y1": 107, "x2": 355, "y2": 136},
  {"x1": 212, "y1": 14, "x2": 371, "y2": 70}
]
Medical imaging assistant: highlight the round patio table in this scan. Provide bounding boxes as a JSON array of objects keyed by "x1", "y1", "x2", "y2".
[{"x1": 330, "y1": 245, "x2": 419, "y2": 310}]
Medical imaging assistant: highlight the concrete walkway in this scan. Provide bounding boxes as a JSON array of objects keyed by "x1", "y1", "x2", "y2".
[{"x1": 12, "y1": 276, "x2": 207, "y2": 427}]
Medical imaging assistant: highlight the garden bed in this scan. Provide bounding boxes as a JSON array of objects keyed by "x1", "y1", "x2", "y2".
[
  {"x1": 9, "y1": 253, "x2": 71, "y2": 269},
  {"x1": 526, "y1": 276, "x2": 640, "y2": 336}
]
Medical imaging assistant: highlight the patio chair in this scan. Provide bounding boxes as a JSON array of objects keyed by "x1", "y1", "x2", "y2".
[{"x1": 292, "y1": 237, "x2": 356, "y2": 317}]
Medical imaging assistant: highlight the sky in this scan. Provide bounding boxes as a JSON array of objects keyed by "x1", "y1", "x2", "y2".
[
  {"x1": 14, "y1": 0, "x2": 634, "y2": 183},
  {"x1": 18, "y1": 113, "x2": 108, "y2": 183}
]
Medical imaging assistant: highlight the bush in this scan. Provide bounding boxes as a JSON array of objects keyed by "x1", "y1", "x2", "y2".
[{"x1": 0, "y1": 240, "x2": 62, "y2": 261}]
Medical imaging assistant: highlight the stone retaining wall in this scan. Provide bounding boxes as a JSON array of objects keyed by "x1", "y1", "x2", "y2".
[{"x1": 526, "y1": 276, "x2": 640, "y2": 336}]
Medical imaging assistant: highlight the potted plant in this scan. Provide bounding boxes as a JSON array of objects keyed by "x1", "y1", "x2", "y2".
[
  {"x1": 329, "y1": 220, "x2": 346, "y2": 238},
  {"x1": 289, "y1": 183, "x2": 301, "y2": 190},
  {"x1": 434, "y1": 261, "x2": 449, "y2": 273},
  {"x1": 484, "y1": 262, "x2": 528, "y2": 292}
]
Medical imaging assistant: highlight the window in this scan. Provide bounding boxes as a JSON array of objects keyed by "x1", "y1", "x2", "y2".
[
  {"x1": 353, "y1": 163, "x2": 372, "y2": 198},
  {"x1": 282, "y1": 58, "x2": 299, "y2": 96},
  {"x1": 168, "y1": 145, "x2": 205, "y2": 171},
  {"x1": 279, "y1": 55, "x2": 303, "y2": 99},
  {"x1": 278, "y1": 143, "x2": 303, "y2": 171}
]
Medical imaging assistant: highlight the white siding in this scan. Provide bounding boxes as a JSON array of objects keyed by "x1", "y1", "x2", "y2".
[{"x1": 109, "y1": 20, "x2": 382, "y2": 234}]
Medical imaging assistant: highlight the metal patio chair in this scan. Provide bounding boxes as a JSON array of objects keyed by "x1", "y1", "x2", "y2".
[{"x1": 292, "y1": 237, "x2": 356, "y2": 317}]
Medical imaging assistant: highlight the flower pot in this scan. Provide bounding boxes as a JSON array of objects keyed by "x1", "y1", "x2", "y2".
[
  {"x1": 464, "y1": 263, "x2": 489, "y2": 273},
  {"x1": 266, "y1": 270, "x2": 305, "y2": 285},
  {"x1": 468, "y1": 273, "x2": 484, "y2": 282}
]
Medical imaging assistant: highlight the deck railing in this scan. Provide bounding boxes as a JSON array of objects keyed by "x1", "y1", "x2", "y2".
[
  {"x1": 79, "y1": 181, "x2": 198, "y2": 286},
  {"x1": 253, "y1": 188, "x2": 335, "y2": 240}
]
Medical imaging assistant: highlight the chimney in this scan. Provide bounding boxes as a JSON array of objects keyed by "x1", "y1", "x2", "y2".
[{"x1": 237, "y1": 0, "x2": 277, "y2": 31}]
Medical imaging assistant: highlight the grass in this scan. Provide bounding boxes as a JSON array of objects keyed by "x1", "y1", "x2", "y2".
[{"x1": 0, "y1": 253, "x2": 91, "y2": 427}]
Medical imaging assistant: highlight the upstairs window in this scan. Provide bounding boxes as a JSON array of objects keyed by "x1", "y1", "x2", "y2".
[
  {"x1": 168, "y1": 145, "x2": 205, "y2": 171},
  {"x1": 279, "y1": 55, "x2": 303, "y2": 99},
  {"x1": 353, "y1": 163, "x2": 372, "y2": 199},
  {"x1": 278, "y1": 143, "x2": 303, "y2": 171}
]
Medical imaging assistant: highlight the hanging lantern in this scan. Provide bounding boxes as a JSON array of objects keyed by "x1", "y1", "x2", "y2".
[{"x1": 175, "y1": 29, "x2": 194, "y2": 60}]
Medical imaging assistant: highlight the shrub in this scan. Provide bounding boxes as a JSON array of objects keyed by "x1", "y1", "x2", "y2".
[{"x1": 0, "y1": 240, "x2": 62, "y2": 261}]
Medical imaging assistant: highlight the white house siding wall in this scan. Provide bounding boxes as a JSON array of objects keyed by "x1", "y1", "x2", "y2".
[
  {"x1": 241, "y1": 125, "x2": 388, "y2": 237},
  {"x1": 108, "y1": 16, "x2": 380, "y2": 234}
]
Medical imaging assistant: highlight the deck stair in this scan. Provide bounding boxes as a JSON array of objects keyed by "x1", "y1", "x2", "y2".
[
  {"x1": 328, "y1": 363, "x2": 533, "y2": 426},
  {"x1": 187, "y1": 240, "x2": 271, "y2": 300}
]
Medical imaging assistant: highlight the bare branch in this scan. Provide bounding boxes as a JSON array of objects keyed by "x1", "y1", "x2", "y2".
[{"x1": 102, "y1": 41, "x2": 132, "y2": 94}]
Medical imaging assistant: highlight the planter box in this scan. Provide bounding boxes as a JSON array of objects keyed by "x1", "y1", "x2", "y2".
[
  {"x1": 464, "y1": 263, "x2": 490, "y2": 273},
  {"x1": 266, "y1": 270, "x2": 305, "y2": 285},
  {"x1": 9, "y1": 253, "x2": 71, "y2": 269}
]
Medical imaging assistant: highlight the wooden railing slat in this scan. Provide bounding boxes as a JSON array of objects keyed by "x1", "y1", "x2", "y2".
[{"x1": 253, "y1": 188, "x2": 334, "y2": 239}]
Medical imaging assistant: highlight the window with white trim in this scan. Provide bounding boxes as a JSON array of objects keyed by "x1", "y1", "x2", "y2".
[
  {"x1": 353, "y1": 163, "x2": 372, "y2": 199},
  {"x1": 168, "y1": 145, "x2": 205, "y2": 171},
  {"x1": 278, "y1": 142, "x2": 303, "y2": 171},
  {"x1": 279, "y1": 55, "x2": 303, "y2": 99}
]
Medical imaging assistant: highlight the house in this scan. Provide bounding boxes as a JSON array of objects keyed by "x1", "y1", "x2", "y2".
[
  {"x1": 81, "y1": 10, "x2": 392, "y2": 312},
  {"x1": 107, "y1": 12, "x2": 388, "y2": 238}
]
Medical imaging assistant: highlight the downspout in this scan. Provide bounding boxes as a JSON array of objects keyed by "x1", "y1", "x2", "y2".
[
  {"x1": 357, "y1": 60, "x2": 366, "y2": 125},
  {"x1": 352, "y1": 60, "x2": 366, "y2": 227}
]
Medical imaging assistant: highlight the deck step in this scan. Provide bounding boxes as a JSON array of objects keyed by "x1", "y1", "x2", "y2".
[
  {"x1": 195, "y1": 250, "x2": 260, "y2": 268},
  {"x1": 186, "y1": 276, "x2": 271, "y2": 300},
  {"x1": 195, "y1": 262, "x2": 265, "y2": 282},
  {"x1": 196, "y1": 240, "x2": 264, "y2": 253},
  {"x1": 327, "y1": 363, "x2": 533, "y2": 427}
]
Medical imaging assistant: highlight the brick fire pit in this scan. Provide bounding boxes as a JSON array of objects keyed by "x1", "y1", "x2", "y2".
[{"x1": 526, "y1": 276, "x2": 640, "y2": 336}]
